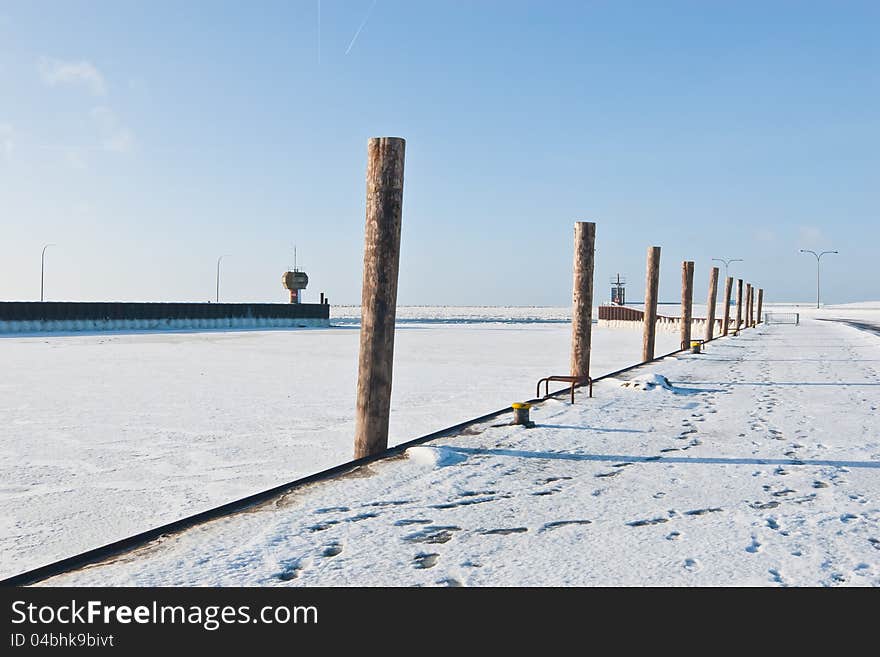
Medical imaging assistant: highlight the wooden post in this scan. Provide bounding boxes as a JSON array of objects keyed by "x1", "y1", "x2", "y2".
[
  {"x1": 570, "y1": 222, "x2": 596, "y2": 380},
  {"x1": 642, "y1": 246, "x2": 661, "y2": 362},
  {"x1": 757, "y1": 288, "x2": 764, "y2": 324},
  {"x1": 749, "y1": 284, "x2": 755, "y2": 327},
  {"x1": 751, "y1": 286, "x2": 758, "y2": 328},
  {"x1": 745, "y1": 283, "x2": 752, "y2": 330},
  {"x1": 721, "y1": 276, "x2": 733, "y2": 336},
  {"x1": 705, "y1": 266, "x2": 719, "y2": 342},
  {"x1": 353, "y1": 137, "x2": 405, "y2": 460},
  {"x1": 680, "y1": 260, "x2": 694, "y2": 351},
  {"x1": 735, "y1": 279, "x2": 743, "y2": 333},
  {"x1": 748, "y1": 285, "x2": 754, "y2": 327}
]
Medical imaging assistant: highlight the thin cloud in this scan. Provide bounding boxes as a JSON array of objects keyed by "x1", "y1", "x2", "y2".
[
  {"x1": 754, "y1": 228, "x2": 775, "y2": 243},
  {"x1": 345, "y1": 0, "x2": 378, "y2": 55},
  {"x1": 798, "y1": 225, "x2": 824, "y2": 247},
  {"x1": 90, "y1": 107, "x2": 135, "y2": 153},
  {"x1": 38, "y1": 57, "x2": 107, "y2": 96},
  {"x1": 65, "y1": 148, "x2": 88, "y2": 170},
  {"x1": 0, "y1": 123, "x2": 13, "y2": 161}
]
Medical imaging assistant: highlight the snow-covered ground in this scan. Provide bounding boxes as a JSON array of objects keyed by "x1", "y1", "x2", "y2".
[
  {"x1": 40, "y1": 314, "x2": 880, "y2": 586},
  {"x1": 0, "y1": 312, "x2": 680, "y2": 579}
]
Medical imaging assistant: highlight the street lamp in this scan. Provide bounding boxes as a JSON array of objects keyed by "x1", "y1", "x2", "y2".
[
  {"x1": 799, "y1": 249, "x2": 837, "y2": 309},
  {"x1": 216, "y1": 255, "x2": 231, "y2": 303},
  {"x1": 711, "y1": 257, "x2": 743, "y2": 282},
  {"x1": 40, "y1": 243, "x2": 56, "y2": 302}
]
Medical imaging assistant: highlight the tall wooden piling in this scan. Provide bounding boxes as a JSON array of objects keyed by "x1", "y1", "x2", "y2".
[
  {"x1": 705, "y1": 266, "x2": 719, "y2": 342},
  {"x1": 353, "y1": 137, "x2": 406, "y2": 460},
  {"x1": 745, "y1": 283, "x2": 752, "y2": 330},
  {"x1": 642, "y1": 246, "x2": 661, "y2": 362},
  {"x1": 749, "y1": 285, "x2": 755, "y2": 327},
  {"x1": 751, "y1": 286, "x2": 758, "y2": 327},
  {"x1": 757, "y1": 288, "x2": 764, "y2": 324},
  {"x1": 735, "y1": 279, "x2": 743, "y2": 333},
  {"x1": 749, "y1": 284, "x2": 755, "y2": 327},
  {"x1": 570, "y1": 222, "x2": 596, "y2": 381},
  {"x1": 721, "y1": 276, "x2": 733, "y2": 336},
  {"x1": 680, "y1": 260, "x2": 694, "y2": 351}
]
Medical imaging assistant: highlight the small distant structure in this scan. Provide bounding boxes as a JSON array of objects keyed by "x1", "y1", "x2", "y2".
[
  {"x1": 610, "y1": 274, "x2": 626, "y2": 305},
  {"x1": 282, "y1": 247, "x2": 309, "y2": 304}
]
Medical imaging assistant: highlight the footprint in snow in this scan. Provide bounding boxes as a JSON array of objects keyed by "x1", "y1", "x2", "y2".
[
  {"x1": 536, "y1": 476, "x2": 572, "y2": 485},
  {"x1": 346, "y1": 512, "x2": 379, "y2": 523},
  {"x1": 840, "y1": 513, "x2": 859, "y2": 523},
  {"x1": 772, "y1": 488, "x2": 796, "y2": 498},
  {"x1": 683, "y1": 558, "x2": 701, "y2": 573},
  {"x1": 627, "y1": 517, "x2": 668, "y2": 527},
  {"x1": 666, "y1": 531, "x2": 682, "y2": 541},
  {"x1": 595, "y1": 470, "x2": 622, "y2": 478},
  {"x1": 404, "y1": 526, "x2": 461, "y2": 544},
  {"x1": 366, "y1": 500, "x2": 412, "y2": 508},
  {"x1": 276, "y1": 558, "x2": 307, "y2": 581},
  {"x1": 684, "y1": 507, "x2": 722, "y2": 516},
  {"x1": 746, "y1": 537, "x2": 762, "y2": 553},
  {"x1": 436, "y1": 577, "x2": 463, "y2": 587},
  {"x1": 321, "y1": 543, "x2": 343, "y2": 558},
  {"x1": 480, "y1": 527, "x2": 528, "y2": 536},
  {"x1": 541, "y1": 520, "x2": 592, "y2": 532},
  {"x1": 413, "y1": 553, "x2": 439, "y2": 569},
  {"x1": 308, "y1": 520, "x2": 340, "y2": 532}
]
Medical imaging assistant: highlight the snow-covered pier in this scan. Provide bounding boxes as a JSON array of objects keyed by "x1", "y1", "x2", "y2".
[{"x1": 38, "y1": 317, "x2": 880, "y2": 586}]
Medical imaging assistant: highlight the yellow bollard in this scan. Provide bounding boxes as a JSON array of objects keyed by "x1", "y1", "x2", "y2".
[
  {"x1": 690, "y1": 340, "x2": 702, "y2": 354},
  {"x1": 511, "y1": 402, "x2": 535, "y2": 428}
]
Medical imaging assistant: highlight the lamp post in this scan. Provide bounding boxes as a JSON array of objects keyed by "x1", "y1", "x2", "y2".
[
  {"x1": 40, "y1": 243, "x2": 55, "y2": 302},
  {"x1": 799, "y1": 249, "x2": 837, "y2": 309},
  {"x1": 216, "y1": 255, "x2": 230, "y2": 303},
  {"x1": 711, "y1": 257, "x2": 743, "y2": 282}
]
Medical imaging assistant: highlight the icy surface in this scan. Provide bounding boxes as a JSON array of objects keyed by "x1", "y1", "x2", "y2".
[
  {"x1": 0, "y1": 312, "x2": 679, "y2": 577},
  {"x1": 40, "y1": 317, "x2": 880, "y2": 586}
]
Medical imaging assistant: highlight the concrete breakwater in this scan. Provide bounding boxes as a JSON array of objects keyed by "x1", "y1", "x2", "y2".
[{"x1": 0, "y1": 302, "x2": 330, "y2": 333}]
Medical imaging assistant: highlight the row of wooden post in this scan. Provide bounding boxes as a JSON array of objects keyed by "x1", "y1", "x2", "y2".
[
  {"x1": 641, "y1": 247, "x2": 764, "y2": 361},
  {"x1": 352, "y1": 136, "x2": 766, "y2": 459}
]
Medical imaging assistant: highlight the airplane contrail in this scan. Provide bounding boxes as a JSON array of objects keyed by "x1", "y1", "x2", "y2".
[{"x1": 345, "y1": 0, "x2": 378, "y2": 55}]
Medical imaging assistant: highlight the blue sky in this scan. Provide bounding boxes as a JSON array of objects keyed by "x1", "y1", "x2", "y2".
[{"x1": 0, "y1": 1, "x2": 877, "y2": 305}]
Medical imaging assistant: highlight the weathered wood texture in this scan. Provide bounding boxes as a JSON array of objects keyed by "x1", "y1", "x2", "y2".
[
  {"x1": 680, "y1": 260, "x2": 694, "y2": 350},
  {"x1": 735, "y1": 279, "x2": 744, "y2": 333},
  {"x1": 750, "y1": 285, "x2": 757, "y2": 327},
  {"x1": 721, "y1": 276, "x2": 733, "y2": 336},
  {"x1": 757, "y1": 288, "x2": 764, "y2": 324},
  {"x1": 642, "y1": 246, "x2": 661, "y2": 361},
  {"x1": 705, "y1": 266, "x2": 719, "y2": 341},
  {"x1": 745, "y1": 283, "x2": 752, "y2": 329},
  {"x1": 570, "y1": 222, "x2": 596, "y2": 380},
  {"x1": 354, "y1": 137, "x2": 406, "y2": 460}
]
